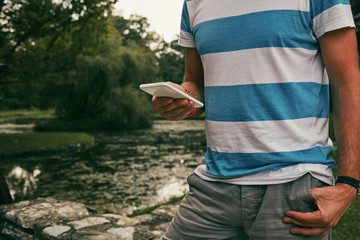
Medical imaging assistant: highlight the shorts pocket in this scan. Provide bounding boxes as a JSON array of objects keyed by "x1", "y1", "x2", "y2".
[{"x1": 287, "y1": 173, "x2": 317, "y2": 213}]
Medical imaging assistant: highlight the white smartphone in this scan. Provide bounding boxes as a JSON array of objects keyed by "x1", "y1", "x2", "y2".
[{"x1": 139, "y1": 82, "x2": 204, "y2": 108}]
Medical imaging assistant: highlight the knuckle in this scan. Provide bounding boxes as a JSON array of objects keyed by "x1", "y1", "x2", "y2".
[
  {"x1": 151, "y1": 97, "x2": 158, "y2": 105},
  {"x1": 320, "y1": 215, "x2": 330, "y2": 224},
  {"x1": 164, "y1": 105, "x2": 174, "y2": 112},
  {"x1": 328, "y1": 220, "x2": 338, "y2": 228}
]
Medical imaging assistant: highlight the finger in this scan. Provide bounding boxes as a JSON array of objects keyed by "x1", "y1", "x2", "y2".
[
  {"x1": 161, "y1": 99, "x2": 191, "y2": 113},
  {"x1": 290, "y1": 226, "x2": 331, "y2": 236},
  {"x1": 152, "y1": 96, "x2": 174, "y2": 108},
  {"x1": 162, "y1": 100, "x2": 194, "y2": 120},
  {"x1": 162, "y1": 105, "x2": 194, "y2": 121},
  {"x1": 283, "y1": 216, "x2": 324, "y2": 228},
  {"x1": 154, "y1": 99, "x2": 188, "y2": 115},
  {"x1": 284, "y1": 210, "x2": 323, "y2": 225}
]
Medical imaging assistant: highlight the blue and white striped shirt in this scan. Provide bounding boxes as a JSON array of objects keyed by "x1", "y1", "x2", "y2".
[{"x1": 178, "y1": 0, "x2": 355, "y2": 182}]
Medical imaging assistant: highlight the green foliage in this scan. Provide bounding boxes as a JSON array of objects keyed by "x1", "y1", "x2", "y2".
[
  {"x1": 333, "y1": 197, "x2": 360, "y2": 239},
  {"x1": 0, "y1": 0, "x2": 172, "y2": 130},
  {"x1": 99, "y1": 84, "x2": 154, "y2": 130},
  {"x1": 156, "y1": 39, "x2": 186, "y2": 84},
  {"x1": 1, "y1": 0, "x2": 114, "y2": 59},
  {"x1": 128, "y1": 194, "x2": 185, "y2": 218},
  {"x1": 48, "y1": 18, "x2": 158, "y2": 130},
  {"x1": 0, "y1": 0, "x2": 115, "y2": 110},
  {"x1": 111, "y1": 14, "x2": 160, "y2": 48}
]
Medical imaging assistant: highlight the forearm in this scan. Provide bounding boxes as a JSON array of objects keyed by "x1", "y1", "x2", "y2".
[
  {"x1": 180, "y1": 47, "x2": 205, "y2": 117},
  {"x1": 181, "y1": 79, "x2": 204, "y2": 116},
  {"x1": 283, "y1": 76, "x2": 360, "y2": 234},
  {"x1": 282, "y1": 27, "x2": 359, "y2": 238},
  {"x1": 181, "y1": 80, "x2": 204, "y2": 101},
  {"x1": 318, "y1": 27, "x2": 360, "y2": 180},
  {"x1": 332, "y1": 69, "x2": 360, "y2": 179}
]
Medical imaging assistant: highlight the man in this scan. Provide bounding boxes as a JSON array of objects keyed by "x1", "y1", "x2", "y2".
[{"x1": 152, "y1": 0, "x2": 360, "y2": 239}]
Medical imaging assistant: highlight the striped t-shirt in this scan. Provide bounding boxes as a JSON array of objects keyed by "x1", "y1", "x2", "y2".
[{"x1": 178, "y1": 0, "x2": 355, "y2": 183}]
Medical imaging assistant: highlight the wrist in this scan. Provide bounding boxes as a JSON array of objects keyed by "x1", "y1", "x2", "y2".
[
  {"x1": 185, "y1": 89, "x2": 198, "y2": 118},
  {"x1": 335, "y1": 176, "x2": 360, "y2": 195},
  {"x1": 187, "y1": 107, "x2": 197, "y2": 117}
]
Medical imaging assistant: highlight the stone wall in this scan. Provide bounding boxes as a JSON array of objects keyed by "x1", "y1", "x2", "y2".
[{"x1": 0, "y1": 197, "x2": 178, "y2": 240}]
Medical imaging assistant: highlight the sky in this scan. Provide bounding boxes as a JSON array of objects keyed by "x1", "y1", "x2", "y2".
[{"x1": 114, "y1": 0, "x2": 184, "y2": 42}]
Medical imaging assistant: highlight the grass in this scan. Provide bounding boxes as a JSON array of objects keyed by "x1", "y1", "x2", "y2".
[
  {"x1": 0, "y1": 109, "x2": 55, "y2": 123},
  {"x1": 331, "y1": 161, "x2": 360, "y2": 239},
  {"x1": 0, "y1": 109, "x2": 93, "y2": 154},
  {"x1": 327, "y1": 141, "x2": 360, "y2": 239},
  {"x1": 0, "y1": 132, "x2": 93, "y2": 153},
  {"x1": 333, "y1": 197, "x2": 360, "y2": 239}
]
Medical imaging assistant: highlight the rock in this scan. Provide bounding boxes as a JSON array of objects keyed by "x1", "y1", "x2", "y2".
[
  {"x1": 43, "y1": 225, "x2": 71, "y2": 238},
  {"x1": 2, "y1": 198, "x2": 90, "y2": 230},
  {"x1": 69, "y1": 217, "x2": 110, "y2": 230},
  {"x1": 131, "y1": 214, "x2": 154, "y2": 224},
  {"x1": 107, "y1": 227, "x2": 135, "y2": 240},
  {"x1": 152, "y1": 230, "x2": 163, "y2": 236},
  {"x1": 0, "y1": 197, "x2": 179, "y2": 239},
  {"x1": 101, "y1": 213, "x2": 123, "y2": 219},
  {"x1": 1, "y1": 223, "x2": 36, "y2": 240}
]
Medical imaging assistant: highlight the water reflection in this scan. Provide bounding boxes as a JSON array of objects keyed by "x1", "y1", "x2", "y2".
[
  {"x1": 0, "y1": 124, "x2": 34, "y2": 134},
  {"x1": 156, "y1": 178, "x2": 188, "y2": 202},
  {"x1": 7, "y1": 166, "x2": 41, "y2": 200},
  {"x1": 2, "y1": 120, "x2": 206, "y2": 215}
]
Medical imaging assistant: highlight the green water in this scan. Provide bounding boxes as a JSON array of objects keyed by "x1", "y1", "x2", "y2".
[{"x1": 1, "y1": 120, "x2": 206, "y2": 215}]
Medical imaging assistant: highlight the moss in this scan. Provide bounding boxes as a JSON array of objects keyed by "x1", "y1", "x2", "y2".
[{"x1": 128, "y1": 195, "x2": 185, "y2": 218}]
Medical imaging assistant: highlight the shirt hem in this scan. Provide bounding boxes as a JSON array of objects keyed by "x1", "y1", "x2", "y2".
[{"x1": 194, "y1": 163, "x2": 334, "y2": 186}]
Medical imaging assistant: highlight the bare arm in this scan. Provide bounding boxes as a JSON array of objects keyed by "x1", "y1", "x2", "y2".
[
  {"x1": 181, "y1": 47, "x2": 205, "y2": 110},
  {"x1": 152, "y1": 47, "x2": 204, "y2": 120},
  {"x1": 324, "y1": 28, "x2": 360, "y2": 180},
  {"x1": 283, "y1": 27, "x2": 360, "y2": 236}
]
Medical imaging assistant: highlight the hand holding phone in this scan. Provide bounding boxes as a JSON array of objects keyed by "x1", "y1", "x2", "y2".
[{"x1": 139, "y1": 82, "x2": 204, "y2": 108}]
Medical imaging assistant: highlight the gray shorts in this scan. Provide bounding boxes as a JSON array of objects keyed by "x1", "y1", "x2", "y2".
[{"x1": 164, "y1": 173, "x2": 331, "y2": 240}]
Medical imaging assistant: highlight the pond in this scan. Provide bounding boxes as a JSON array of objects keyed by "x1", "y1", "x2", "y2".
[{"x1": 1, "y1": 120, "x2": 207, "y2": 215}]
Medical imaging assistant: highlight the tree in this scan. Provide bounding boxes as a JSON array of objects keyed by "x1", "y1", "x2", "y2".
[
  {"x1": 110, "y1": 15, "x2": 186, "y2": 85},
  {"x1": 111, "y1": 14, "x2": 160, "y2": 49},
  {"x1": 156, "y1": 38, "x2": 185, "y2": 85},
  {"x1": 0, "y1": 0, "x2": 115, "y2": 109},
  {"x1": 31, "y1": 15, "x2": 159, "y2": 131},
  {"x1": 51, "y1": 23, "x2": 159, "y2": 130},
  {"x1": 1, "y1": 0, "x2": 115, "y2": 60},
  {"x1": 0, "y1": 1, "x2": 185, "y2": 130}
]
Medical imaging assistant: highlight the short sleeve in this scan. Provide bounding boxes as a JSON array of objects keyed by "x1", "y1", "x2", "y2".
[
  {"x1": 178, "y1": 1, "x2": 196, "y2": 48},
  {"x1": 311, "y1": 0, "x2": 355, "y2": 38}
]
